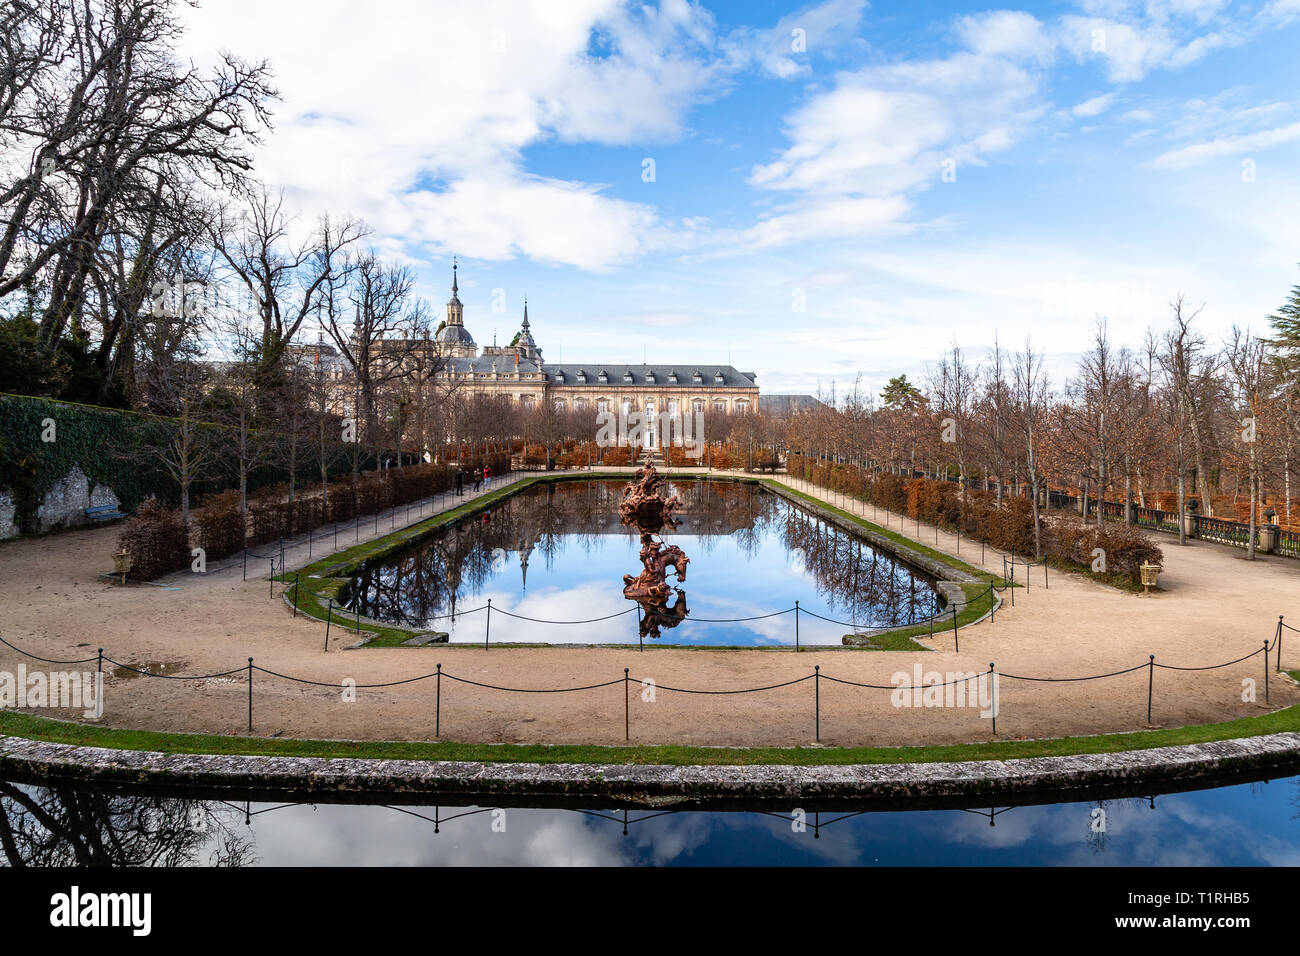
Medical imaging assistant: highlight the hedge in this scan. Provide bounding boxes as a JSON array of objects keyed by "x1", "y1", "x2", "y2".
[{"x1": 788, "y1": 453, "x2": 1162, "y2": 585}]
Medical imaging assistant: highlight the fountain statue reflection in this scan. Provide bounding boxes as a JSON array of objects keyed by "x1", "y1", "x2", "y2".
[{"x1": 619, "y1": 462, "x2": 691, "y2": 639}]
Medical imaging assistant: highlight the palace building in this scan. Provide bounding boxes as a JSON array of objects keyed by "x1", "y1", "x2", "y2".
[
  {"x1": 430, "y1": 262, "x2": 760, "y2": 445},
  {"x1": 289, "y1": 262, "x2": 765, "y2": 452}
]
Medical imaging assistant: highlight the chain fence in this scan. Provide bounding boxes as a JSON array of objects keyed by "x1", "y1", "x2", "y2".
[{"x1": 0, "y1": 615, "x2": 1290, "y2": 744}]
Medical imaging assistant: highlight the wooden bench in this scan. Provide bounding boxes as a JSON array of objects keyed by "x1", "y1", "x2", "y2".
[{"x1": 85, "y1": 504, "x2": 126, "y2": 523}]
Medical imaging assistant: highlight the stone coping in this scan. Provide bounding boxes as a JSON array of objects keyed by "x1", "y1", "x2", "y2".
[{"x1": 3, "y1": 732, "x2": 1297, "y2": 808}]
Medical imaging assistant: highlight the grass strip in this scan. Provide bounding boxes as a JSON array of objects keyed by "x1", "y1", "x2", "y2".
[{"x1": 3, "y1": 701, "x2": 1298, "y2": 767}]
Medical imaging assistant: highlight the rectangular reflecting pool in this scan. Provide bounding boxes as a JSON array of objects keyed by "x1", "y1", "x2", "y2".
[{"x1": 338, "y1": 478, "x2": 944, "y2": 645}]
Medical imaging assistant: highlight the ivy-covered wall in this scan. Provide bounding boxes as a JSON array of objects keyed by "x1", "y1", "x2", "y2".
[{"x1": 0, "y1": 393, "x2": 181, "y2": 535}]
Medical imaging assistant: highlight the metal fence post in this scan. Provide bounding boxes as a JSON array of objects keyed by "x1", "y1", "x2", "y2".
[
  {"x1": 292, "y1": 573, "x2": 299, "y2": 617},
  {"x1": 1264, "y1": 641, "x2": 1270, "y2": 703},
  {"x1": 953, "y1": 604, "x2": 959, "y2": 653},
  {"x1": 485, "y1": 598, "x2": 492, "y2": 650},
  {"x1": 624, "y1": 668, "x2": 630, "y2": 741},
  {"x1": 1277, "y1": 615, "x2": 1284, "y2": 672},
  {"x1": 269, "y1": 560, "x2": 274, "y2": 598},
  {"x1": 1147, "y1": 655, "x2": 1155, "y2": 724},
  {"x1": 435, "y1": 663, "x2": 442, "y2": 736},
  {"x1": 325, "y1": 599, "x2": 332, "y2": 651},
  {"x1": 988, "y1": 663, "x2": 996, "y2": 735},
  {"x1": 247, "y1": 657, "x2": 254, "y2": 733},
  {"x1": 794, "y1": 600, "x2": 800, "y2": 652},
  {"x1": 814, "y1": 665, "x2": 820, "y2": 742}
]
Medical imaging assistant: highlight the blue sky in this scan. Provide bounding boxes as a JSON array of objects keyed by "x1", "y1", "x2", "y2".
[{"x1": 181, "y1": 0, "x2": 1300, "y2": 394}]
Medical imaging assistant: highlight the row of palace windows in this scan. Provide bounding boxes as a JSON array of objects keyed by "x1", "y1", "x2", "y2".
[
  {"x1": 554, "y1": 372, "x2": 729, "y2": 386},
  {"x1": 547, "y1": 397, "x2": 751, "y2": 415}
]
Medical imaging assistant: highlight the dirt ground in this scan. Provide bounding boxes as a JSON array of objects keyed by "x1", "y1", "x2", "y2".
[{"x1": 0, "y1": 473, "x2": 1296, "y2": 749}]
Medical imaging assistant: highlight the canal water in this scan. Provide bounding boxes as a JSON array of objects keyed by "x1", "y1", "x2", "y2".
[
  {"x1": 3, "y1": 771, "x2": 1296, "y2": 866},
  {"x1": 338, "y1": 478, "x2": 944, "y2": 645}
]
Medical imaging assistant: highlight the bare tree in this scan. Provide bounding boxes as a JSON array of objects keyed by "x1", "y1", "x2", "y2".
[
  {"x1": 1012, "y1": 339, "x2": 1051, "y2": 557},
  {"x1": 211, "y1": 188, "x2": 365, "y2": 392},
  {"x1": 1226, "y1": 326, "x2": 1268, "y2": 558}
]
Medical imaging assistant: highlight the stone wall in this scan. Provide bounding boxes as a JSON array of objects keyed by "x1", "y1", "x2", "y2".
[
  {"x1": 0, "y1": 465, "x2": 122, "y2": 539},
  {"x1": 0, "y1": 491, "x2": 16, "y2": 540}
]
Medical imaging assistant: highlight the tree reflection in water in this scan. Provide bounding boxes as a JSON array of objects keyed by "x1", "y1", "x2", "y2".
[
  {"x1": 0, "y1": 781, "x2": 253, "y2": 867},
  {"x1": 340, "y1": 479, "x2": 941, "y2": 639}
]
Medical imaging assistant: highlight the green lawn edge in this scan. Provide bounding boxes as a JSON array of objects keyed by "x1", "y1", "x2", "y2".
[{"x1": 3, "y1": 701, "x2": 1298, "y2": 767}]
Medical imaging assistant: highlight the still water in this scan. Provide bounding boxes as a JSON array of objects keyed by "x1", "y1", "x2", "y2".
[
  {"x1": 339, "y1": 479, "x2": 943, "y2": 645},
  {"x1": 2, "y1": 774, "x2": 1298, "y2": 866}
]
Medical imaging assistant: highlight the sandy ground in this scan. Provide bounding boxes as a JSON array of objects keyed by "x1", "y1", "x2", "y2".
[{"x1": 0, "y1": 472, "x2": 1296, "y2": 749}]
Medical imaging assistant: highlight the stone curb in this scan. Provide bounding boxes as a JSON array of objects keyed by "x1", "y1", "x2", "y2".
[{"x1": 3, "y1": 732, "x2": 1298, "y2": 806}]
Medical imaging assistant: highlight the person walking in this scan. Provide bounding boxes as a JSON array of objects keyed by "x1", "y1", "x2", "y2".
[
  {"x1": 472, "y1": 467, "x2": 482, "y2": 493},
  {"x1": 455, "y1": 468, "x2": 464, "y2": 496},
  {"x1": 484, "y1": 463, "x2": 492, "y2": 489}
]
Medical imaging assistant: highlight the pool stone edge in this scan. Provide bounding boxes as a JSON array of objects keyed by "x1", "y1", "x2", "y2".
[{"x1": 3, "y1": 731, "x2": 1298, "y2": 804}]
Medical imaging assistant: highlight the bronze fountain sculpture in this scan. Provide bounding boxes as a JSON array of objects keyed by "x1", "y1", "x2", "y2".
[
  {"x1": 619, "y1": 461, "x2": 690, "y2": 639},
  {"x1": 618, "y1": 461, "x2": 682, "y2": 525}
]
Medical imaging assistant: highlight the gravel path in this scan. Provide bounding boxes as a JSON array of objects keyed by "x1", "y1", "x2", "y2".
[{"x1": 0, "y1": 471, "x2": 1295, "y2": 748}]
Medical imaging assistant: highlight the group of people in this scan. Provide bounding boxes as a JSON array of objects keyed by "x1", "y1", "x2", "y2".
[{"x1": 454, "y1": 464, "x2": 492, "y2": 496}]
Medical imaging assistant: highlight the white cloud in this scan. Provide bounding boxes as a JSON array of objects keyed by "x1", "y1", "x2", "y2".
[
  {"x1": 954, "y1": 10, "x2": 1054, "y2": 63},
  {"x1": 741, "y1": 42, "x2": 1044, "y2": 247},
  {"x1": 176, "y1": 0, "x2": 734, "y2": 270},
  {"x1": 1149, "y1": 121, "x2": 1300, "y2": 169},
  {"x1": 738, "y1": 195, "x2": 913, "y2": 249},
  {"x1": 1140, "y1": 91, "x2": 1300, "y2": 169},
  {"x1": 1058, "y1": 3, "x2": 1251, "y2": 83},
  {"x1": 1059, "y1": 15, "x2": 1177, "y2": 82},
  {"x1": 749, "y1": 0, "x2": 868, "y2": 79},
  {"x1": 1266, "y1": 0, "x2": 1300, "y2": 24},
  {"x1": 1073, "y1": 93, "x2": 1116, "y2": 117},
  {"x1": 1122, "y1": 108, "x2": 1155, "y2": 121},
  {"x1": 399, "y1": 173, "x2": 666, "y2": 270}
]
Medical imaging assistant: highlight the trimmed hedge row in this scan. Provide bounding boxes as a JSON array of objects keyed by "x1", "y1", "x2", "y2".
[
  {"x1": 118, "y1": 456, "x2": 514, "y2": 580},
  {"x1": 789, "y1": 453, "x2": 1162, "y2": 585}
]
